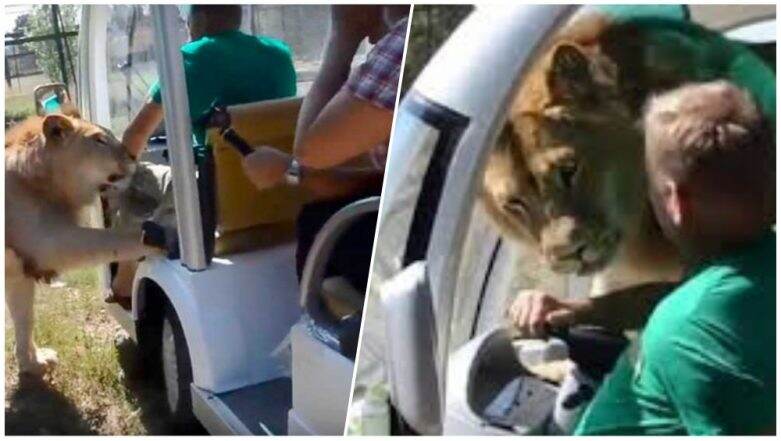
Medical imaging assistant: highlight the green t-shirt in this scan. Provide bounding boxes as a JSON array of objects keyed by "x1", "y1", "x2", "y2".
[
  {"x1": 592, "y1": 7, "x2": 776, "y2": 123},
  {"x1": 575, "y1": 232, "x2": 776, "y2": 435},
  {"x1": 149, "y1": 30, "x2": 297, "y2": 156}
]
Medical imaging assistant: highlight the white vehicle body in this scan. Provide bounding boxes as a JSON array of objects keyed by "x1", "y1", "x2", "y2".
[{"x1": 78, "y1": 5, "x2": 362, "y2": 435}]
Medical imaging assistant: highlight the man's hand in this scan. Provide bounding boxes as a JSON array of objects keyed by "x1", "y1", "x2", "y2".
[
  {"x1": 122, "y1": 100, "x2": 164, "y2": 160},
  {"x1": 241, "y1": 147, "x2": 292, "y2": 191},
  {"x1": 506, "y1": 289, "x2": 589, "y2": 339}
]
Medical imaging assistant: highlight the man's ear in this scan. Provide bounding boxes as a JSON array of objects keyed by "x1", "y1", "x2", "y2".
[
  {"x1": 42, "y1": 114, "x2": 75, "y2": 143},
  {"x1": 547, "y1": 43, "x2": 595, "y2": 102}
]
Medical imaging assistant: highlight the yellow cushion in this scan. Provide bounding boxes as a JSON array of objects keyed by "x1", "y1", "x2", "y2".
[{"x1": 208, "y1": 97, "x2": 310, "y2": 234}]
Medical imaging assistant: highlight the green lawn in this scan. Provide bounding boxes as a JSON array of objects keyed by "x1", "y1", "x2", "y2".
[
  {"x1": 4, "y1": 269, "x2": 181, "y2": 435},
  {"x1": 5, "y1": 94, "x2": 36, "y2": 122}
]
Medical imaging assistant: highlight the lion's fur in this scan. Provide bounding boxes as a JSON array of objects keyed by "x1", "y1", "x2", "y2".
[
  {"x1": 482, "y1": 14, "x2": 692, "y2": 295},
  {"x1": 6, "y1": 112, "x2": 133, "y2": 213},
  {"x1": 5, "y1": 111, "x2": 159, "y2": 375}
]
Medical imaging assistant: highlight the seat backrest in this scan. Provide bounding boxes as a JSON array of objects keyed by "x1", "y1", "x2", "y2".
[{"x1": 208, "y1": 96, "x2": 310, "y2": 236}]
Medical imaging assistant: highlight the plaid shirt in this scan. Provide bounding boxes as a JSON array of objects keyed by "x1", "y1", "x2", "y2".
[{"x1": 345, "y1": 18, "x2": 408, "y2": 111}]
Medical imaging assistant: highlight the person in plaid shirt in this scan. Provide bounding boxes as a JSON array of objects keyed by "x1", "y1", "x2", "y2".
[
  {"x1": 241, "y1": 5, "x2": 408, "y2": 193},
  {"x1": 240, "y1": 5, "x2": 409, "y2": 285}
]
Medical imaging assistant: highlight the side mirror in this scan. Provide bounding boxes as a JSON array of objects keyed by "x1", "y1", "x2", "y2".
[{"x1": 381, "y1": 261, "x2": 442, "y2": 434}]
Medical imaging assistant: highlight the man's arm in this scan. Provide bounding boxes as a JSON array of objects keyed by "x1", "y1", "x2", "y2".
[
  {"x1": 122, "y1": 100, "x2": 164, "y2": 159},
  {"x1": 581, "y1": 282, "x2": 676, "y2": 331},
  {"x1": 294, "y1": 6, "x2": 373, "y2": 144},
  {"x1": 295, "y1": 90, "x2": 393, "y2": 169},
  {"x1": 241, "y1": 146, "x2": 381, "y2": 200},
  {"x1": 508, "y1": 282, "x2": 675, "y2": 337}
]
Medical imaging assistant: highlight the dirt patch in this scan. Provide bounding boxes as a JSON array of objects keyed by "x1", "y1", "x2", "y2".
[{"x1": 5, "y1": 269, "x2": 205, "y2": 435}]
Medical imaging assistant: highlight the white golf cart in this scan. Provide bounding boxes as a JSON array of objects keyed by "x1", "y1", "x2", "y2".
[
  {"x1": 352, "y1": 4, "x2": 775, "y2": 435},
  {"x1": 78, "y1": 5, "x2": 369, "y2": 435}
]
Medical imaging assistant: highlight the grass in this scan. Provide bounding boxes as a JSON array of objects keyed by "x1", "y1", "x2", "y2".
[
  {"x1": 5, "y1": 94, "x2": 36, "y2": 123},
  {"x1": 4, "y1": 269, "x2": 180, "y2": 435}
]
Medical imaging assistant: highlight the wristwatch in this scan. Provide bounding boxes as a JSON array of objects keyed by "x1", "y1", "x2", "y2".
[{"x1": 284, "y1": 158, "x2": 302, "y2": 186}]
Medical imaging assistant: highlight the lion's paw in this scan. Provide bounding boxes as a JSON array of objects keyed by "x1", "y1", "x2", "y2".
[{"x1": 19, "y1": 347, "x2": 59, "y2": 376}]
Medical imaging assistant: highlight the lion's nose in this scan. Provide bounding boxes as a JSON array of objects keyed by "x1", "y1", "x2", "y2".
[{"x1": 541, "y1": 216, "x2": 589, "y2": 259}]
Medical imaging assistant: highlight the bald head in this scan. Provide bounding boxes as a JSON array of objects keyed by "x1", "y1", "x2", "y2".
[
  {"x1": 643, "y1": 81, "x2": 774, "y2": 257},
  {"x1": 644, "y1": 81, "x2": 772, "y2": 199},
  {"x1": 188, "y1": 5, "x2": 242, "y2": 40}
]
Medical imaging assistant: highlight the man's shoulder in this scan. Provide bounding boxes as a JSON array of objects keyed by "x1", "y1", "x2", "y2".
[
  {"x1": 180, "y1": 37, "x2": 210, "y2": 55},
  {"x1": 254, "y1": 35, "x2": 293, "y2": 55},
  {"x1": 180, "y1": 32, "x2": 292, "y2": 57},
  {"x1": 642, "y1": 259, "x2": 771, "y2": 357}
]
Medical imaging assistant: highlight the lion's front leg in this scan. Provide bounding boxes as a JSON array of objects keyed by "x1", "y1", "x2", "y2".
[
  {"x1": 5, "y1": 273, "x2": 58, "y2": 375},
  {"x1": 32, "y1": 225, "x2": 164, "y2": 274}
]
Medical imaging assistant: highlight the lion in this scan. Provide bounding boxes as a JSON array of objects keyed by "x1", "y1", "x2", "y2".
[
  {"x1": 481, "y1": 15, "x2": 699, "y2": 299},
  {"x1": 5, "y1": 111, "x2": 162, "y2": 375}
]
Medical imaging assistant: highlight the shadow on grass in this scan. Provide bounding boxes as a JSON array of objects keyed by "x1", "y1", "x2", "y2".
[
  {"x1": 114, "y1": 335, "x2": 207, "y2": 435},
  {"x1": 6, "y1": 375, "x2": 97, "y2": 435}
]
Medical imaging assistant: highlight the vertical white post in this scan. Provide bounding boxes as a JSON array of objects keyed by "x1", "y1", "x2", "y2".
[
  {"x1": 151, "y1": 5, "x2": 207, "y2": 271},
  {"x1": 79, "y1": 5, "x2": 116, "y2": 298}
]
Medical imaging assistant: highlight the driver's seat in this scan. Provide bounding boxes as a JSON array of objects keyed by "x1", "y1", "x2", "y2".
[
  {"x1": 287, "y1": 197, "x2": 379, "y2": 435},
  {"x1": 204, "y1": 96, "x2": 310, "y2": 257}
]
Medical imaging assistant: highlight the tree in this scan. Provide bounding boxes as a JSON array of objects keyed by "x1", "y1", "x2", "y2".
[{"x1": 21, "y1": 5, "x2": 81, "y2": 86}]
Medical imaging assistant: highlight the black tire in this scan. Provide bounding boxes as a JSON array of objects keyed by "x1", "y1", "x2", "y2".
[{"x1": 161, "y1": 301, "x2": 199, "y2": 430}]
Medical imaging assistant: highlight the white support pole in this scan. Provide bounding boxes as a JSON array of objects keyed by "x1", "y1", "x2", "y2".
[{"x1": 151, "y1": 5, "x2": 207, "y2": 271}]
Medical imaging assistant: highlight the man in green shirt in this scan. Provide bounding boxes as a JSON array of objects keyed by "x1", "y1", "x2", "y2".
[
  {"x1": 109, "y1": 5, "x2": 297, "y2": 304},
  {"x1": 123, "y1": 5, "x2": 296, "y2": 158},
  {"x1": 575, "y1": 81, "x2": 775, "y2": 435}
]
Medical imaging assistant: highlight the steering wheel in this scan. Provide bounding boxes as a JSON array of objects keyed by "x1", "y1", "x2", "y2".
[{"x1": 546, "y1": 325, "x2": 628, "y2": 382}]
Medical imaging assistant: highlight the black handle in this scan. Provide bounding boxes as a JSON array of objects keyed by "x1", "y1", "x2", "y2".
[
  {"x1": 546, "y1": 324, "x2": 628, "y2": 381},
  {"x1": 196, "y1": 101, "x2": 254, "y2": 157},
  {"x1": 219, "y1": 127, "x2": 255, "y2": 157}
]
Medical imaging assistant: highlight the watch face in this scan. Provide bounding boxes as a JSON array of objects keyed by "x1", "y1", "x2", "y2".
[{"x1": 285, "y1": 159, "x2": 301, "y2": 185}]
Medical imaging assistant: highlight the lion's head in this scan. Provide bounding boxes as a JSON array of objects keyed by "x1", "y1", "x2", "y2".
[
  {"x1": 6, "y1": 112, "x2": 136, "y2": 207},
  {"x1": 482, "y1": 42, "x2": 648, "y2": 276}
]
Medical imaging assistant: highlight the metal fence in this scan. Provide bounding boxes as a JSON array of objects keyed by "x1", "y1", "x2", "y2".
[{"x1": 5, "y1": 5, "x2": 79, "y2": 92}]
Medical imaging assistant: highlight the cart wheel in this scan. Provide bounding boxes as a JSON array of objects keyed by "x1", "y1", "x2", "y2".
[{"x1": 161, "y1": 301, "x2": 199, "y2": 430}]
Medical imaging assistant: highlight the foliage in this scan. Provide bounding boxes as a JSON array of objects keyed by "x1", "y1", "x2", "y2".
[{"x1": 16, "y1": 5, "x2": 81, "y2": 86}]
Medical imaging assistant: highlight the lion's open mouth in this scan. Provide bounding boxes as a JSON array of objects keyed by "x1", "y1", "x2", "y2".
[{"x1": 99, "y1": 171, "x2": 133, "y2": 196}]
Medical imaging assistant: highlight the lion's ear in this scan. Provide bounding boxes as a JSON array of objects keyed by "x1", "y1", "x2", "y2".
[
  {"x1": 42, "y1": 114, "x2": 75, "y2": 142},
  {"x1": 547, "y1": 43, "x2": 594, "y2": 102}
]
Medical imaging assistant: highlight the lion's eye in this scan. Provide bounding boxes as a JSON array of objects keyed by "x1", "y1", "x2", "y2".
[
  {"x1": 504, "y1": 196, "x2": 529, "y2": 218},
  {"x1": 93, "y1": 136, "x2": 108, "y2": 145},
  {"x1": 558, "y1": 162, "x2": 579, "y2": 189}
]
